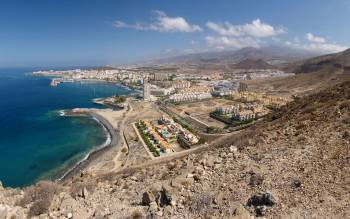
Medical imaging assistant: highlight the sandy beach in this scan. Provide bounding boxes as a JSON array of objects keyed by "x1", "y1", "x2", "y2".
[{"x1": 58, "y1": 108, "x2": 126, "y2": 182}]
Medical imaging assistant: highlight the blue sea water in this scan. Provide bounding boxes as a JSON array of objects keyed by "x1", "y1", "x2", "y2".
[{"x1": 0, "y1": 68, "x2": 132, "y2": 187}]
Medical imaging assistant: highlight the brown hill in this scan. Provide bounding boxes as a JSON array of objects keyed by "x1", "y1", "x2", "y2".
[
  {"x1": 246, "y1": 49, "x2": 350, "y2": 95},
  {"x1": 234, "y1": 58, "x2": 275, "y2": 69},
  {"x1": 286, "y1": 48, "x2": 350, "y2": 74}
]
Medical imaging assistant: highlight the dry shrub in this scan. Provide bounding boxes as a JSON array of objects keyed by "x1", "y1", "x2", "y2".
[
  {"x1": 17, "y1": 181, "x2": 61, "y2": 217},
  {"x1": 28, "y1": 199, "x2": 51, "y2": 218},
  {"x1": 129, "y1": 209, "x2": 145, "y2": 219},
  {"x1": 70, "y1": 180, "x2": 96, "y2": 198}
]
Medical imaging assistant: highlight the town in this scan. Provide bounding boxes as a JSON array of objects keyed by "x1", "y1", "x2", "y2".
[{"x1": 33, "y1": 65, "x2": 292, "y2": 158}]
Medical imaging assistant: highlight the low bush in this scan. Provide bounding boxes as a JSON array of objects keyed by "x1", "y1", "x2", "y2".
[{"x1": 17, "y1": 181, "x2": 61, "y2": 217}]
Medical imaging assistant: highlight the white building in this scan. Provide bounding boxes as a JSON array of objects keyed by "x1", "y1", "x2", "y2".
[
  {"x1": 168, "y1": 92, "x2": 212, "y2": 103},
  {"x1": 143, "y1": 78, "x2": 151, "y2": 101}
]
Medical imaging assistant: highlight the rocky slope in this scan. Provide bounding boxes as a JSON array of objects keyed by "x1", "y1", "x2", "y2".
[
  {"x1": 285, "y1": 48, "x2": 350, "y2": 74},
  {"x1": 1, "y1": 81, "x2": 350, "y2": 219},
  {"x1": 245, "y1": 49, "x2": 350, "y2": 95},
  {"x1": 233, "y1": 59, "x2": 275, "y2": 70}
]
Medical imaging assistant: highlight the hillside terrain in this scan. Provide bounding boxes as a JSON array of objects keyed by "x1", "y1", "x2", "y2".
[
  {"x1": 245, "y1": 49, "x2": 350, "y2": 95},
  {"x1": 0, "y1": 79, "x2": 349, "y2": 218},
  {"x1": 233, "y1": 59, "x2": 275, "y2": 69},
  {"x1": 285, "y1": 48, "x2": 350, "y2": 74}
]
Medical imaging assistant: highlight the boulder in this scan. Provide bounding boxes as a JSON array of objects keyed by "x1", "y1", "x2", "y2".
[
  {"x1": 142, "y1": 191, "x2": 155, "y2": 206},
  {"x1": 246, "y1": 192, "x2": 276, "y2": 216},
  {"x1": 157, "y1": 187, "x2": 172, "y2": 207},
  {"x1": 247, "y1": 192, "x2": 276, "y2": 207},
  {"x1": 81, "y1": 187, "x2": 89, "y2": 199}
]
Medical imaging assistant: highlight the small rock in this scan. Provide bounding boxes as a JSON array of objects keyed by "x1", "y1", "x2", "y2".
[
  {"x1": 142, "y1": 191, "x2": 155, "y2": 206},
  {"x1": 214, "y1": 158, "x2": 222, "y2": 164},
  {"x1": 206, "y1": 156, "x2": 215, "y2": 167},
  {"x1": 193, "y1": 175, "x2": 201, "y2": 182},
  {"x1": 247, "y1": 192, "x2": 276, "y2": 216},
  {"x1": 149, "y1": 201, "x2": 158, "y2": 213},
  {"x1": 231, "y1": 203, "x2": 251, "y2": 219},
  {"x1": 213, "y1": 192, "x2": 224, "y2": 205},
  {"x1": 130, "y1": 176, "x2": 138, "y2": 181},
  {"x1": 249, "y1": 173, "x2": 264, "y2": 187},
  {"x1": 220, "y1": 152, "x2": 227, "y2": 158},
  {"x1": 157, "y1": 187, "x2": 172, "y2": 207},
  {"x1": 163, "y1": 205, "x2": 173, "y2": 216},
  {"x1": 156, "y1": 210, "x2": 163, "y2": 217},
  {"x1": 292, "y1": 179, "x2": 303, "y2": 188},
  {"x1": 229, "y1": 145, "x2": 238, "y2": 154},
  {"x1": 67, "y1": 212, "x2": 73, "y2": 219},
  {"x1": 247, "y1": 192, "x2": 276, "y2": 207},
  {"x1": 81, "y1": 187, "x2": 89, "y2": 199},
  {"x1": 187, "y1": 173, "x2": 194, "y2": 178},
  {"x1": 256, "y1": 205, "x2": 267, "y2": 217}
]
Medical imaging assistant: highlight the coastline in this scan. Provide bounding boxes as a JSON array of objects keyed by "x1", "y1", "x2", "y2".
[{"x1": 57, "y1": 110, "x2": 121, "y2": 182}]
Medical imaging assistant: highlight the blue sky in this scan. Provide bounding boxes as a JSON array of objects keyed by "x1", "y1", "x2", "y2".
[{"x1": 0, "y1": 0, "x2": 349, "y2": 67}]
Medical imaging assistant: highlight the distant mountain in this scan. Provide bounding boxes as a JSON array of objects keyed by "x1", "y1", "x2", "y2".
[
  {"x1": 233, "y1": 58, "x2": 275, "y2": 69},
  {"x1": 286, "y1": 48, "x2": 350, "y2": 74},
  {"x1": 152, "y1": 46, "x2": 321, "y2": 67}
]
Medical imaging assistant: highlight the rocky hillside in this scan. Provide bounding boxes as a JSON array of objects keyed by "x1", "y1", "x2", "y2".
[
  {"x1": 286, "y1": 48, "x2": 350, "y2": 74},
  {"x1": 0, "y1": 81, "x2": 349, "y2": 218},
  {"x1": 245, "y1": 49, "x2": 350, "y2": 95},
  {"x1": 234, "y1": 59, "x2": 275, "y2": 69}
]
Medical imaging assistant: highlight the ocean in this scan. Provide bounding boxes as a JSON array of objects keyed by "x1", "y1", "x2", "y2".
[{"x1": 0, "y1": 68, "x2": 132, "y2": 188}]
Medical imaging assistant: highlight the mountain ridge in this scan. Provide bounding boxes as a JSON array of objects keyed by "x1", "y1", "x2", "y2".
[{"x1": 151, "y1": 46, "x2": 322, "y2": 67}]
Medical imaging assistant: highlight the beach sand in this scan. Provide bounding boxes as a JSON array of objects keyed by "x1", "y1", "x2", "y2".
[{"x1": 59, "y1": 106, "x2": 129, "y2": 182}]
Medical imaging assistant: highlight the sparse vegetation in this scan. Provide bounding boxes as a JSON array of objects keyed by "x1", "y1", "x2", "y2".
[
  {"x1": 114, "y1": 95, "x2": 126, "y2": 104},
  {"x1": 136, "y1": 121, "x2": 160, "y2": 157},
  {"x1": 172, "y1": 116, "x2": 196, "y2": 133},
  {"x1": 17, "y1": 181, "x2": 61, "y2": 217}
]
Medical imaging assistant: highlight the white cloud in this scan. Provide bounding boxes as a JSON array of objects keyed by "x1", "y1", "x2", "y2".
[
  {"x1": 114, "y1": 10, "x2": 202, "y2": 33},
  {"x1": 285, "y1": 33, "x2": 348, "y2": 53},
  {"x1": 206, "y1": 36, "x2": 261, "y2": 49},
  {"x1": 113, "y1": 21, "x2": 148, "y2": 30},
  {"x1": 306, "y1": 33, "x2": 326, "y2": 43},
  {"x1": 206, "y1": 19, "x2": 286, "y2": 38}
]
